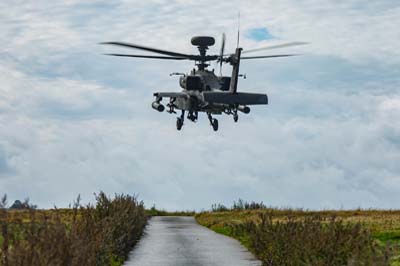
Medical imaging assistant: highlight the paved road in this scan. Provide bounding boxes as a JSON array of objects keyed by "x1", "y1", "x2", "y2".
[{"x1": 124, "y1": 216, "x2": 261, "y2": 266}]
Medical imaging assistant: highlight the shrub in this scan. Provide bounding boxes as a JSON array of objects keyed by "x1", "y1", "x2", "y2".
[
  {"x1": 211, "y1": 199, "x2": 267, "y2": 212},
  {"x1": 211, "y1": 203, "x2": 229, "y2": 212},
  {"x1": 233, "y1": 199, "x2": 267, "y2": 210},
  {"x1": 0, "y1": 192, "x2": 146, "y2": 266},
  {"x1": 238, "y1": 213, "x2": 391, "y2": 266}
]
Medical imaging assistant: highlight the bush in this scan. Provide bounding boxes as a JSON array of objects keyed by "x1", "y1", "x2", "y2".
[
  {"x1": 238, "y1": 213, "x2": 391, "y2": 266},
  {"x1": 0, "y1": 192, "x2": 146, "y2": 266},
  {"x1": 211, "y1": 199, "x2": 267, "y2": 212},
  {"x1": 9, "y1": 199, "x2": 37, "y2": 210},
  {"x1": 211, "y1": 203, "x2": 229, "y2": 212},
  {"x1": 233, "y1": 199, "x2": 267, "y2": 210}
]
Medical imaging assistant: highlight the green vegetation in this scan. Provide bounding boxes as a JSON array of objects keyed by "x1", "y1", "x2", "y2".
[
  {"x1": 197, "y1": 200, "x2": 400, "y2": 266},
  {"x1": 373, "y1": 231, "x2": 400, "y2": 244},
  {"x1": 0, "y1": 192, "x2": 146, "y2": 266}
]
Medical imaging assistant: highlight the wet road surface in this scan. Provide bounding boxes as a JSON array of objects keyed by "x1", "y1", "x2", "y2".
[{"x1": 124, "y1": 216, "x2": 261, "y2": 266}]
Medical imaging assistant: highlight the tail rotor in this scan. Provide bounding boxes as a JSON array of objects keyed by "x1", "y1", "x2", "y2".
[{"x1": 219, "y1": 33, "x2": 226, "y2": 76}]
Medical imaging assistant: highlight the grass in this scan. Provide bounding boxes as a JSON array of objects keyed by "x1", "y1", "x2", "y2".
[
  {"x1": 197, "y1": 205, "x2": 400, "y2": 266},
  {"x1": 374, "y1": 231, "x2": 400, "y2": 244}
]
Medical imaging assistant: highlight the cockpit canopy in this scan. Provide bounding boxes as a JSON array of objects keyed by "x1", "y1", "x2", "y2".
[
  {"x1": 180, "y1": 76, "x2": 203, "y2": 91},
  {"x1": 186, "y1": 76, "x2": 203, "y2": 91}
]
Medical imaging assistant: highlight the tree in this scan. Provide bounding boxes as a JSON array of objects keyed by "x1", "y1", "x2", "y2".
[{"x1": 9, "y1": 198, "x2": 37, "y2": 209}]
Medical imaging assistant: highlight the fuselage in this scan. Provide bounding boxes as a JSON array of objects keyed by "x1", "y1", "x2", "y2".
[{"x1": 174, "y1": 69, "x2": 231, "y2": 113}]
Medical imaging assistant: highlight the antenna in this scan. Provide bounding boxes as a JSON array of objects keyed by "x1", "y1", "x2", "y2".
[{"x1": 236, "y1": 11, "x2": 240, "y2": 48}]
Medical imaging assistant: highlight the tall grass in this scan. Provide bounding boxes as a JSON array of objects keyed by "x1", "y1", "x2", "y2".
[
  {"x1": 0, "y1": 192, "x2": 146, "y2": 266},
  {"x1": 198, "y1": 200, "x2": 400, "y2": 265},
  {"x1": 237, "y1": 213, "x2": 392, "y2": 266}
]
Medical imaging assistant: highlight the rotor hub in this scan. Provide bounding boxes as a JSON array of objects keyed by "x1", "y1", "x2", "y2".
[{"x1": 190, "y1": 36, "x2": 215, "y2": 70}]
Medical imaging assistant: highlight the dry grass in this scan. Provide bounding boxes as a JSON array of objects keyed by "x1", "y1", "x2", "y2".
[
  {"x1": 198, "y1": 209, "x2": 400, "y2": 234},
  {"x1": 197, "y1": 208, "x2": 400, "y2": 266},
  {"x1": 0, "y1": 192, "x2": 147, "y2": 266}
]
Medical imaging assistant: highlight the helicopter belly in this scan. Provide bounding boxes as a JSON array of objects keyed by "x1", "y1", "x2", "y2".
[
  {"x1": 198, "y1": 103, "x2": 224, "y2": 114},
  {"x1": 175, "y1": 97, "x2": 198, "y2": 110},
  {"x1": 174, "y1": 96, "x2": 224, "y2": 114}
]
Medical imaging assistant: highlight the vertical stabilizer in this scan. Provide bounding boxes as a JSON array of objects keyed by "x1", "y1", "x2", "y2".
[{"x1": 229, "y1": 48, "x2": 242, "y2": 93}]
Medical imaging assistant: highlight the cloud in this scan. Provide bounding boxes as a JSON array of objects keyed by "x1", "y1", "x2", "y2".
[
  {"x1": 0, "y1": 145, "x2": 15, "y2": 177},
  {"x1": 0, "y1": 0, "x2": 399, "y2": 210},
  {"x1": 2, "y1": 1, "x2": 400, "y2": 64}
]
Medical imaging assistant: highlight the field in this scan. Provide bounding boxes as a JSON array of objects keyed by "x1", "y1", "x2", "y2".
[
  {"x1": 196, "y1": 204, "x2": 400, "y2": 266},
  {"x1": 2, "y1": 197, "x2": 400, "y2": 266},
  {"x1": 0, "y1": 193, "x2": 146, "y2": 266}
]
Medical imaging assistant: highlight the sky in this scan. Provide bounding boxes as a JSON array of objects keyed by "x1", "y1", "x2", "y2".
[{"x1": 1, "y1": 0, "x2": 400, "y2": 210}]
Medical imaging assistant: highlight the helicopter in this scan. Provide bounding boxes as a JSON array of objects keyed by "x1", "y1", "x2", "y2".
[{"x1": 101, "y1": 35, "x2": 306, "y2": 131}]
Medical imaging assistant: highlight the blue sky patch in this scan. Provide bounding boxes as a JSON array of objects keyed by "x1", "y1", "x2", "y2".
[{"x1": 247, "y1": 27, "x2": 274, "y2": 41}]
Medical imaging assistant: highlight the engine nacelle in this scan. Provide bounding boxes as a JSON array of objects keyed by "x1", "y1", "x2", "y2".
[
  {"x1": 238, "y1": 105, "x2": 250, "y2": 114},
  {"x1": 152, "y1": 101, "x2": 165, "y2": 112}
]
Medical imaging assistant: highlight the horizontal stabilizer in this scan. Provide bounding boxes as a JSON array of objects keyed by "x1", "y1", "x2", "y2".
[{"x1": 203, "y1": 92, "x2": 268, "y2": 105}]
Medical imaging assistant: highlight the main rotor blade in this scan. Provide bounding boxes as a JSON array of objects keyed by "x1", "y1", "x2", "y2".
[
  {"x1": 104, "y1": 53, "x2": 188, "y2": 60},
  {"x1": 100, "y1": 41, "x2": 192, "y2": 58},
  {"x1": 241, "y1": 54, "x2": 300, "y2": 59},
  {"x1": 242, "y1": 42, "x2": 308, "y2": 54}
]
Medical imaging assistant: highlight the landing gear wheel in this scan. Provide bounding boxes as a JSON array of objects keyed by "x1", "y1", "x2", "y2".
[
  {"x1": 176, "y1": 118, "x2": 183, "y2": 131},
  {"x1": 207, "y1": 112, "x2": 219, "y2": 131},
  {"x1": 233, "y1": 114, "x2": 239, "y2": 122},
  {"x1": 212, "y1": 119, "x2": 219, "y2": 131}
]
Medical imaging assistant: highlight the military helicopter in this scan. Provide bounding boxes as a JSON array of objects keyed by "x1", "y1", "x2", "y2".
[{"x1": 101, "y1": 35, "x2": 306, "y2": 131}]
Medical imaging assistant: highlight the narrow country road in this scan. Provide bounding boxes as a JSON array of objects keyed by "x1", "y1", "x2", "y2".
[{"x1": 124, "y1": 216, "x2": 261, "y2": 266}]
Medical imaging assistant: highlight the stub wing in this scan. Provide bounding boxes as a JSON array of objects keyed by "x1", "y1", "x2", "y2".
[
  {"x1": 202, "y1": 92, "x2": 268, "y2": 105},
  {"x1": 153, "y1": 92, "x2": 188, "y2": 99}
]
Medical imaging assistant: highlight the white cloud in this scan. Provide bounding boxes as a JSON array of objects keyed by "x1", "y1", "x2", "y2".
[
  {"x1": 2, "y1": 1, "x2": 400, "y2": 64},
  {"x1": 0, "y1": 1, "x2": 399, "y2": 210}
]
